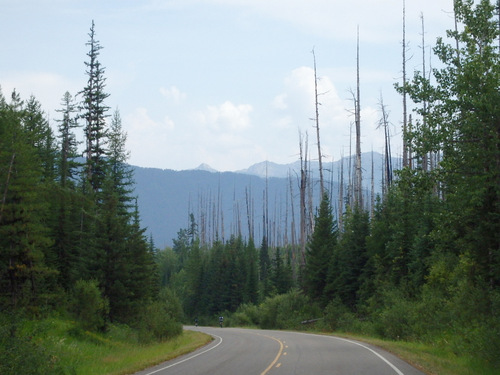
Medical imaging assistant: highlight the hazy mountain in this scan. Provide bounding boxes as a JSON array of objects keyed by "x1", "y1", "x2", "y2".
[{"x1": 133, "y1": 152, "x2": 399, "y2": 248}]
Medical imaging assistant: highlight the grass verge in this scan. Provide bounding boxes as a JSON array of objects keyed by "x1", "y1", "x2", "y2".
[
  {"x1": 74, "y1": 329, "x2": 212, "y2": 375},
  {"x1": 4, "y1": 317, "x2": 212, "y2": 375},
  {"x1": 326, "y1": 332, "x2": 498, "y2": 375}
]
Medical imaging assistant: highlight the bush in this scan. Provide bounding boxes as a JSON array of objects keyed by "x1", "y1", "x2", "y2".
[
  {"x1": 324, "y1": 297, "x2": 355, "y2": 331},
  {"x1": 232, "y1": 303, "x2": 260, "y2": 327},
  {"x1": 71, "y1": 279, "x2": 109, "y2": 332},
  {"x1": 372, "y1": 289, "x2": 419, "y2": 341},
  {"x1": 137, "y1": 289, "x2": 183, "y2": 343},
  {"x1": 259, "y1": 289, "x2": 321, "y2": 330},
  {"x1": 0, "y1": 314, "x2": 69, "y2": 375},
  {"x1": 137, "y1": 301, "x2": 182, "y2": 343}
]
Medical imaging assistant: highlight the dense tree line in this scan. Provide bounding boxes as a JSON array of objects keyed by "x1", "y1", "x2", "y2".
[
  {"x1": 0, "y1": 21, "x2": 165, "y2": 331},
  {"x1": 1, "y1": 1, "x2": 498, "y2": 370},
  {"x1": 159, "y1": 1, "x2": 499, "y2": 365}
]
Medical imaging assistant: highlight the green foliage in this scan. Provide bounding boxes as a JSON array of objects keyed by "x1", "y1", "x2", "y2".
[
  {"x1": 323, "y1": 296, "x2": 355, "y2": 331},
  {"x1": 326, "y1": 206, "x2": 368, "y2": 309},
  {"x1": 71, "y1": 279, "x2": 109, "y2": 332},
  {"x1": 0, "y1": 314, "x2": 71, "y2": 375},
  {"x1": 304, "y1": 194, "x2": 337, "y2": 304},
  {"x1": 137, "y1": 289, "x2": 183, "y2": 343},
  {"x1": 257, "y1": 289, "x2": 321, "y2": 330}
]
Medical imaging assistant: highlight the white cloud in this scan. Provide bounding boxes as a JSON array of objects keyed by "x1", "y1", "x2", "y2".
[
  {"x1": 269, "y1": 65, "x2": 395, "y2": 161},
  {"x1": 197, "y1": 100, "x2": 253, "y2": 132},
  {"x1": 0, "y1": 71, "x2": 80, "y2": 115},
  {"x1": 159, "y1": 86, "x2": 187, "y2": 105},
  {"x1": 127, "y1": 107, "x2": 175, "y2": 133},
  {"x1": 203, "y1": 0, "x2": 454, "y2": 43}
]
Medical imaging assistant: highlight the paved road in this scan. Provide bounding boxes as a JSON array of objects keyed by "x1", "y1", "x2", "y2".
[{"x1": 133, "y1": 326, "x2": 426, "y2": 375}]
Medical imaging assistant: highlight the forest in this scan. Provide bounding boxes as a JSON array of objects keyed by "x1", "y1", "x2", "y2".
[{"x1": 1, "y1": 0, "x2": 499, "y2": 373}]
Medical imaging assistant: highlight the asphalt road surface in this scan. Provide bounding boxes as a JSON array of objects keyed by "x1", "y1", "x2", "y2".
[{"x1": 133, "y1": 326, "x2": 426, "y2": 375}]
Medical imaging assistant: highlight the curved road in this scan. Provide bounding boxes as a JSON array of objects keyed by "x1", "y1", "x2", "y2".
[{"x1": 133, "y1": 326, "x2": 426, "y2": 375}]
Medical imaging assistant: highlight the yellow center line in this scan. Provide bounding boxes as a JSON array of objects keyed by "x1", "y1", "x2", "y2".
[{"x1": 259, "y1": 334, "x2": 284, "y2": 375}]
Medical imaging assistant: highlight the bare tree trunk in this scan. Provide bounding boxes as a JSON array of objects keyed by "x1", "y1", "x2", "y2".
[
  {"x1": 402, "y1": 0, "x2": 409, "y2": 168},
  {"x1": 355, "y1": 27, "x2": 363, "y2": 207},
  {"x1": 288, "y1": 171, "x2": 297, "y2": 276},
  {"x1": 298, "y1": 131, "x2": 308, "y2": 266},
  {"x1": 421, "y1": 12, "x2": 429, "y2": 172},
  {"x1": 348, "y1": 122, "x2": 354, "y2": 207},
  {"x1": 245, "y1": 186, "x2": 253, "y2": 240},
  {"x1": 338, "y1": 154, "x2": 344, "y2": 232},
  {"x1": 371, "y1": 151, "x2": 375, "y2": 218},
  {"x1": 307, "y1": 158, "x2": 314, "y2": 235},
  {"x1": 312, "y1": 48, "x2": 325, "y2": 197},
  {"x1": 378, "y1": 94, "x2": 392, "y2": 195}
]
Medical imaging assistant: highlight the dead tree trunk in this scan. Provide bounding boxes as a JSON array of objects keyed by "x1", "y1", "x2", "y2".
[
  {"x1": 420, "y1": 13, "x2": 429, "y2": 172},
  {"x1": 402, "y1": 0, "x2": 409, "y2": 168},
  {"x1": 298, "y1": 131, "x2": 308, "y2": 266},
  {"x1": 354, "y1": 27, "x2": 363, "y2": 207},
  {"x1": 312, "y1": 48, "x2": 325, "y2": 197},
  {"x1": 338, "y1": 154, "x2": 344, "y2": 232},
  {"x1": 378, "y1": 94, "x2": 393, "y2": 195}
]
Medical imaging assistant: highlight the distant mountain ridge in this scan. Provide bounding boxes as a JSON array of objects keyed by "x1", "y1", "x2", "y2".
[{"x1": 133, "y1": 152, "x2": 399, "y2": 247}]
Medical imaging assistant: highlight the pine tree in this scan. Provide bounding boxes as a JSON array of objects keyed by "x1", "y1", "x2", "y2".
[
  {"x1": 0, "y1": 91, "x2": 54, "y2": 308},
  {"x1": 56, "y1": 92, "x2": 80, "y2": 189},
  {"x1": 326, "y1": 206, "x2": 369, "y2": 309},
  {"x1": 259, "y1": 235, "x2": 272, "y2": 299},
  {"x1": 79, "y1": 20, "x2": 110, "y2": 195},
  {"x1": 304, "y1": 194, "x2": 337, "y2": 304},
  {"x1": 403, "y1": 0, "x2": 500, "y2": 290},
  {"x1": 53, "y1": 92, "x2": 82, "y2": 289},
  {"x1": 244, "y1": 237, "x2": 259, "y2": 304}
]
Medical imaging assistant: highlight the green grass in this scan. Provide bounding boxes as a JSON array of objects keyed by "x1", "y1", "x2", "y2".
[
  {"x1": 5, "y1": 317, "x2": 498, "y2": 375},
  {"x1": 7, "y1": 318, "x2": 212, "y2": 375},
  {"x1": 323, "y1": 332, "x2": 499, "y2": 375}
]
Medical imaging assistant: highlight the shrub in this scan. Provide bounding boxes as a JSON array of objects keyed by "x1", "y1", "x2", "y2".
[
  {"x1": 0, "y1": 314, "x2": 69, "y2": 375},
  {"x1": 137, "y1": 289, "x2": 183, "y2": 343},
  {"x1": 372, "y1": 289, "x2": 418, "y2": 340},
  {"x1": 259, "y1": 289, "x2": 321, "y2": 330},
  {"x1": 232, "y1": 303, "x2": 260, "y2": 327},
  {"x1": 324, "y1": 297, "x2": 355, "y2": 331},
  {"x1": 137, "y1": 301, "x2": 182, "y2": 343},
  {"x1": 71, "y1": 279, "x2": 109, "y2": 332}
]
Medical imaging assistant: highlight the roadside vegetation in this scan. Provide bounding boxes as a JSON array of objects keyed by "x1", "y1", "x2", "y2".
[
  {"x1": 1, "y1": 1, "x2": 499, "y2": 375},
  {"x1": 0, "y1": 314, "x2": 211, "y2": 375}
]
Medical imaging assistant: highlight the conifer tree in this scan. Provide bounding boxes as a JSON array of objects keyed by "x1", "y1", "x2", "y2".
[
  {"x1": 304, "y1": 194, "x2": 337, "y2": 304},
  {"x1": 79, "y1": 20, "x2": 110, "y2": 195},
  {"x1": 0, "y1": 91, "x2": 54, "y2": 308},
  {"x1": 326, "y1": 206, "x2": 369, "y2": 309},
  {"x1": 53, "y1": 92, "x2": 81, "y2": 289},
  {"x1": 403, "y1": 0, "x2": 500, "y2": 291}
]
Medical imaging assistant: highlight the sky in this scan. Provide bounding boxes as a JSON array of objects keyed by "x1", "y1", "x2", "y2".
[{"x1": 1, "y1": 0, "x2": 457, "y2": 171}]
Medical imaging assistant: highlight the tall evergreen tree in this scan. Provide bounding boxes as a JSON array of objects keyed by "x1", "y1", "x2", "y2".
[
  {"x1": 53, "y1": 91, "x2": 82, "y2": 289},
  {"x1": 79, "y1": 20, "x2": 110, "y2": 195},
  {"x1": 244, "y1": 237, "x2": 259, "y2": 304},
  {"x1": 259, "y1": 235, "x2": 272, "y2": 299},
  {"x1": 304, "y1": 194, "x2": 337, "y2": 304},
  {"x1": 326, "y1": 206, "x2": 369, "y2": 309},
  {"x1": 56, "y1": 92, "x2": 80, "y2": 189},
  {"x1": 403, "y1": 0, "x2": 500, "y2": 291},
  {"x1": 0, "y1": 91, "x2": 54, "y2": 308}
]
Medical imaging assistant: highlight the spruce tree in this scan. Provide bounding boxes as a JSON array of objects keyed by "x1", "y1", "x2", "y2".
[
  {"x1": 0, "y1": 91, "x2": 54, "y2": 308},
  {"x1": 304, "y1": 194, "x2": 337, "y2": 304},
  {"x1": 403, "y1": 0, "x2": 500, "y2": 291},
  {"x1": 79, "y1": 20, "x2": 110, "y2": 195},
  {"x1": 53, "y1": 91, "x2": 81, "y2": 289},
  {"x1": 326, "y1": 206, "x2": 369, "y2": 309}
]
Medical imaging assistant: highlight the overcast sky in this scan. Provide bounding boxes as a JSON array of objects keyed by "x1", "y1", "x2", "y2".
[{"x1": 1, "y1": 0, "x2": 456, "y2": 171}]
